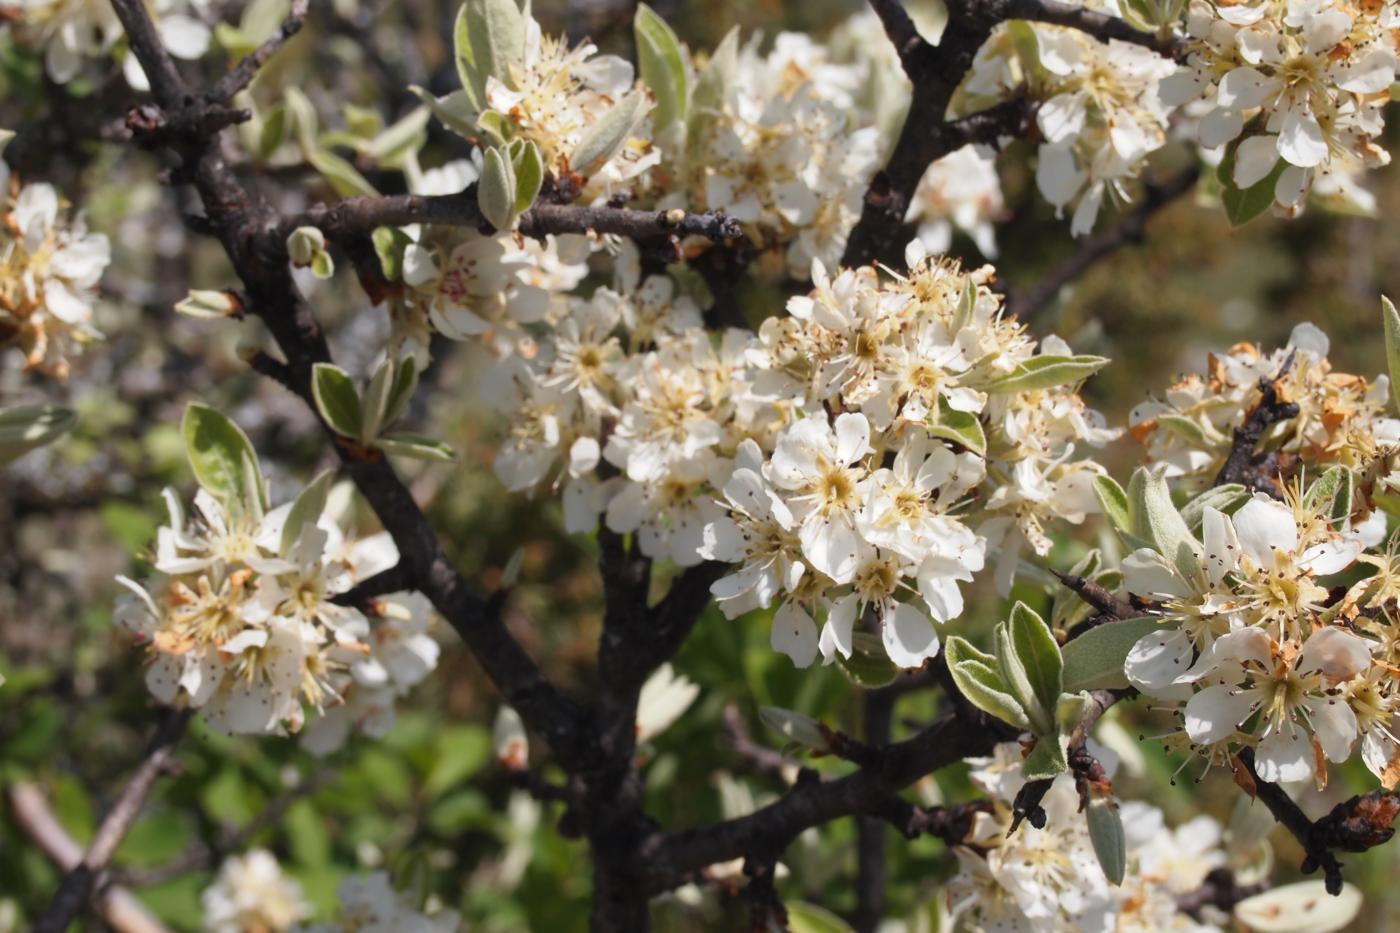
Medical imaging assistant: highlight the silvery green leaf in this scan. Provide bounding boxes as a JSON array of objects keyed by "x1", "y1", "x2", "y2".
[
  {"x1": 571, "y1": 91, "x2": 648, "y2": 178},
  {"x1": 368, "y1": 106, "x2": 431, "y2": 165},
  {"x1": 175, "y1": 289, "x2": 239, "y2": 320},
  {"x1": 1154, "y1": 413, "x2": 1227, "y2": 447},
  {"x1": 311, "y1": 363, "x2": 363, "y2": 438},
  {"x1": 1385, "y1": 296, "x2": 1400, "y2": 415},
  {"x1": 977, "y1": 355, "x2": 1109, "y2": 394},
  {"x1": 1022, "y1": 734, "x2": 1067, "y2": 780},
  {"x1": 945, "y1": 636, "x2": 1031, "y2": 731},
  {"x1": 408, "y1": 86, "x2": 483, "y2": 139},
  {"x1": 479, "y1": 146, "x2": 518, "y2": 231},
  {"x1": 1234, "y1": 881, "x2": 1362, "y2": 933},
  {"x1": 0, "y1": 128, "x2": 14, "y2": 155},
  {"x1": 1180, "y1": 483, "x2": 1248, "y2": 531},
  {"x1": 927, "y1": 402, "x2": 986, "y2": 456},
  {"x1": 1219, "y1": 139, "x2": 1286, "y2": 228},
  {"x1": 240, "y1": 0, "x2": 290, "y2": 44},
  {"x1": 1128, "y1": 466, "x2": 1200, "y2": 583},
  {"x1": 1061, "y1": 618, "x2": 1165, "y2": 692},
  {"x1": 469, "y1": 0, "x2": 527, "y2": 89},
  {"x1": 1305, "y1": 465, "x2": 1353, "y2": 527},
  {"x1": 372, "y1": 227, "x2": 413, "y2": 281},
  {"x1": 256, "y1": 105, "x2": 287, "y2": 160},
  {"x1": 786, "y1": 901, "x2": 857, "y2": 933},
  {"x1": 182, "y1": 403, "x2": 267, "y2": 513},
  {"x1": 634, "y1": 4, "x2": 689, "y2": 132},
  {"x1": 508, "y1": 139, "x2": 543, "y2": 215},
  {"x1": 689, "y1": 26, "x2": 736, "y2": 123},
  {"x1": 1093, "y1": 475, "x2": 1131, "y2": 533},
  {"x1": 1086, "y1": 797, "x2": 1126, "y2": 885},
  {"x1": 453, "y1": 2, "x2": 487, "y2": 108},
  {"x1": 379, "y1": 433, "x2": 456, "y2": 462},
  {"x1": 758, "y1": 706, "x2": 830, "y2": 753},
  {"x1": 1006, "y1": 602, "x2": 1062, "y2": 728},
  {"x1": 360, "y1": 357, "x2": 396, "y2": 444},
  {"x1": 281, "y1": 468, "x2": 334, "y2": 556},
  {"x1": 952, "y1": 276, "x2": 977, "y2": 333},
  {"x1": 0, "y1": 404, "x2": 75, "y2": 466},
  {"x1": 285, "y1": 88, "x2": 378, "y2": 197},
  {"x1": 383, "y1": 356, "x2": 419, "y2": 426}
]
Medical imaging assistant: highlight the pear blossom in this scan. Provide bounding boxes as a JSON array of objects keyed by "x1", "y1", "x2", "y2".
[
  {"x1": 0, "y1": 168, "x2": 110, "y2": 378},
  {"x1": 202, "y1": 849, "x2": 309, "y2": 933}
]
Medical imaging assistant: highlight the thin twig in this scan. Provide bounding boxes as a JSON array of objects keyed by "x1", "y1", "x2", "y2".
[
  {"x1": 35, "y1": 707, "x2": 191, "y2": 933},
  {"x1": 1009, "y1": 165, "x2": 1201, "y2": 319},
  {"x1": 209, "y1": 0, "x2": 311, "y2": 103},
  {"x1": 1213, "y1": 358, "x2": 1300, "y2": 495}
]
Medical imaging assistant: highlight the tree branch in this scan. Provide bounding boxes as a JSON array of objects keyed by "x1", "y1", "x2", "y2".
[
  {"x1": 997, "y1": 0, "x2": 1185, "y2": 57},
  {"x1": 209, "y1": 0, "x2": 310, "y2": 103},
  {"x1": 1236, "y1": 748, "x2": 1399, "y2": 896},
  {"x1": 282, "y1": 191, "x2": 741, "y2": 251},
  {"x1": 854, "y1": 690, "x2": 895, "y2": 933},
  {"x1": 35, "y1": 707, "x2": 191, "y2": 933},
  {"x1": 1008, "y1": 165, "x2": 1201, "y2": 319},
  {"x1": 1212, "y1": 358, "x2": 1300, "y2": 495},
  {"x1": 9, "y1": 783, "x2": 173, "y2": 933}
]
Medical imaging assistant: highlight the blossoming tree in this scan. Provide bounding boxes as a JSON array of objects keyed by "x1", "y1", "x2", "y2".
[{"x1": 4, "y1": 0, "x2": 1400, "y2": 929}]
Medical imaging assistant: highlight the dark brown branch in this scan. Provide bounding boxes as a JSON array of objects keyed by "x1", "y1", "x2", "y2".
[
  {"x1": 35, "y1": 708, "x2": 191, "y2": 933},
  {"x1": 209, "y1": 0, "x2": 310, "y2": 103},
  {"x1": 998, "y1": 0, "x2": 1186, "y2": 57},
  {"x1": 1009, "y1": 165, "x2": 1201, "y2": 319},
  {"x1": 871, "y1": 796, "x2": 991, "y2": 845},
  {"x1": 109, "y1": 0, "x2": 587, "y2": 768},
  {"x1": 854, "y1": 690, "x2": 895, "y2": 933},
  {"x1": 1176, "y1": 867, "x2": 1269, "y2": 920},
  {"x1": 9, "y1": 783, "x2": 173, "y2": 933},
  {"x1": 1235, "y1": 748, "x2": 1399, "y2": 896},
  {"x1": 283, "y1": 191, "x2": 741, "y2": 249},
  {"x1": 1051, "y1": 568, "x2": 1135, "y2": 622},
  {"x1": 638, "y1": 704, "x2": 1020, "y2": 892},
  {"x1": 331, "y1": 562, "x2": 414, "y2": 608},
  {"x1": 868, "y1": 0, "x2": 926, "y2": 74},
  {"x1": 1212, "y1": 359, "x2": 1300, "y2": 495}
]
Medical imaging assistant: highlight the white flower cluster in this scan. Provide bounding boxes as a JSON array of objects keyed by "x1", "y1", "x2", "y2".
[
  {"x1": 115, "y1": 487, "x2": 439, "y2": 741},
  {"x1": 202, "y1": 851, "x2": 459, "y2": 933},
  {"x1": 948, "y1": 742, "x2": 1229, "y2": 932},
  {"x1": 1120, "y1": 482, "x2": 1400, "y2": 785},
  {"x1": 962, "y1": 0, "x2": 1177, "y2": 235},
  {"x1": 906, "y1": 145, "x2": 1005, "y2": 260},
  {"x1": 2, "y1": 0, "x2": 211, "y2": 89},
  {"x1": 1129, "y1": 322, "x2": 1399, "y2": 485},
  {"x1": 1, "y1": 157, "x2": 110, "y2": 378},
  {"x1": 1165, "y1": 0, "x2": 1398, "y2": 214},
  {"x1": 490, "y1": 239, "x2": 1117, "y2": 670}
]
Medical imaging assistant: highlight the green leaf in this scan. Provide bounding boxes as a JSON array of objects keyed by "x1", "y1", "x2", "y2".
[
  {"x1": 469, "y1": 0, "x2": 527, "y2": 91},
  {"x1": 945, "y1": 636, "x2": 1031, "y2": 731},
  {"x1": 978, "y1": 355, "x2": 1109, "y2": 394},
  {"x1": 1093, "y1": 475, "x2": 1130, "y2": 534},
  {"x1": 635, "y1": 4, "x2": 689, "y2": 132},
  {"x1": 0, "y1": 129, "x2": 12, "y2": 155},
  {"x1": 1386, "y1": 296, "x2": 1400, "y2": 416},
  {"x1": 787, "y1": 901, "x2": 857, "y2": 933},
  {"x1": 478, "y1": 146, "x2": 518, "y2": 231},
  {"x1": 1023, "y1": 734, "x2": 1067, "y2": 780},
  {"x1": 927, "y1": 403, "x2": 986, "y2": 457},
  {"x1": 372, "y1": 226, "x2": 413, "y2": 281},
  {"x1": 1305, "y1": 465, "x2": 1354, "y2": 527},
  {"x1": 408, "y1": 86, "x2": 482, "y2": 139},
  {"x1": 181, "y1": 404, "x2": 265, "y2": 512},
  {"x1": 1128, "y1": 466, "x2": 1200, "y2": 583},
  {"x1": 281, "y1": 468, "x2": 335, "y2": 556},
  {"x1": 1180, "y1": 483, "x2": 1249, "y2": 531},
  {"x1": 367, "y1": 106, "x2": 431, "y2": 166},
  {"x1": 1155, "y1": 413, "x2": 1227, "y2": 447},
  {"x1": 174, "y1": 289, "x2": 239, "y2": 319},
  {"x1": 423, "y1": 724, "x2": 491, "y2": 799},
  {"x1": 1006, "y1": 602, "x2": 1063, "y2": 728},
  {"x1": 0, "y1": 404, "x2": 76, "y2": 465},
  {"x1": 1062, "y1": 617, "x2": 1164, "y2": 692},
  {"x1": 311, "y1": 363, "x2": 363, "y2": 438},
  {"x1": 508, "y1": 138, "x2": 543, "y2": 215},
  {"x1": 379, "y1": 433, "x2": 457, "y2": 462},
  {"x1": 383, "y1": 356, "x2": 419, "y2": 425},
  {"x1": 285, "y1": 88, "x2": 379, "y2": 197},
  {"x1": 952, "y1": 276, "x2": 977, "y2": 333},
  {"x1": 256, "y1": 105, "x2": 287, "y2": 160},
  {"x1": 1086, "y1": 797, "x2": 1126, "y2": 885},
  {"x1": 360, "y1": 357, "x2": 396, "y2": 444},
  {"x1": 835, "y1": 632, "x2": 901, "y2": 688},
  {"x1": 239, "y1": 0, "x2": 291, "y2": 44},
  {"x1": 1218, "y1": 139, "x2": 1286, "y2": 227},
  {"x1": 453, "y1": 3, "x2": 487, "y2": 108},
  {"x1": 758, "y1": 706, "x2": 830, "y2": 753},
  {"x1": 571, "y1": 91, "x2": 648, "y2": 177}
]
